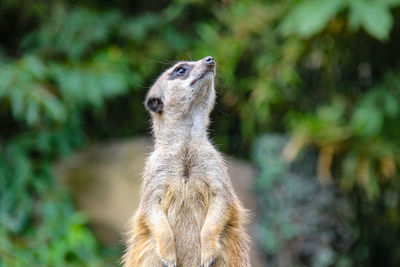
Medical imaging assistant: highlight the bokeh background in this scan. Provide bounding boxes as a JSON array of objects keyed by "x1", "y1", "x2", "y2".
[{"x1": 1, "y1": 0, "x2": 400, "y2": 266}]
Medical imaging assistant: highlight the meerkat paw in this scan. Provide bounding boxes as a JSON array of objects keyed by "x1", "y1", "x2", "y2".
[
  {"x1": 200, "y1": 241, "x2": 219, "y2": 267},
  {"x1": 201, "y1": 255, "x2": 216, "y2": 267},
  {"x1": 159, "y1": 249, "x2": 177, "y2": 267},
  {"x1": 161, "y1": 257, "x2": 177, "y2": 267},
  {"x1": 157, "y1": 236, "x2": 177, "y2": 267}
]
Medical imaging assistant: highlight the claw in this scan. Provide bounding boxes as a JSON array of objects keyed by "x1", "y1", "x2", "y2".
[
  {"x1": 201, "y1": 257, "x2": 216, "y2": 267},
  {"x1": 210, "y1": 258, "x2": 216, "y2": 266},
  {"x1": 162, "y1": 258, "x2": 177, "y2": 267}
]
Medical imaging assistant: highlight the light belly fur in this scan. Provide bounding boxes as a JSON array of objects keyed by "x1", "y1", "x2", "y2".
[{"x1": 164, "y1": 180, "x2": 208, "y2": 266}]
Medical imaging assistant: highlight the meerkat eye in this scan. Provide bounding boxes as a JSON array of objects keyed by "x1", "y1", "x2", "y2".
[
  {"x1": 175, "y1": 67, "x2": 187, "y2": 76},
  {"x1": 169, "y1": 64, "x2": 190, "y2": 79}
]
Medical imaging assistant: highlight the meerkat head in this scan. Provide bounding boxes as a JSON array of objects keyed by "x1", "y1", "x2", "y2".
[{"x1": 145, "y1": 56, "x2": 216, "y2": 131}]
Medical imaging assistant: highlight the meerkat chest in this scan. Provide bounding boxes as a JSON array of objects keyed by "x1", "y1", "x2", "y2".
[
  {"x1": 153, "y1": 145, "x2": 222, "y2": 202},
  {"x1": 161, "y1": 151, "x2": 216, "y2": 225},
  {"x1": 170, "y1": 150, "x2": 215, "y2": 189}
]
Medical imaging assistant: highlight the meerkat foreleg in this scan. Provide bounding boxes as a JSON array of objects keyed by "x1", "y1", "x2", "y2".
[
  {"x1": 200, "y1": 194, "x2": 230, "y2": 267},
  {"x1": 144, "y1": 204, "x2": 177, "y2": 267}
]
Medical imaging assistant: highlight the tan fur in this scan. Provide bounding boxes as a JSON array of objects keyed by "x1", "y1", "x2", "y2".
[{"x1": 122, "y1": 57, "x2": 250, "y2": 267}]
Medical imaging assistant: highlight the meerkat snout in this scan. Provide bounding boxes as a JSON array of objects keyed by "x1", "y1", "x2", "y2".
[
  {"x1": 190, "y1": 56, "x2": 216, "y2": 87},
  {"x1": 204, "y1": 56, "x2": 216, "y2": 65}
]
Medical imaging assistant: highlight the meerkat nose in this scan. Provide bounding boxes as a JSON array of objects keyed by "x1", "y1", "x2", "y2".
[{"x1": 204, "y1": 56, "x2": 216, "y2": 66}]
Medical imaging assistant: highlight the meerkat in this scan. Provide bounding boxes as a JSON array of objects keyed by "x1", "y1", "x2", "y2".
[{"x1": 122, "y1": 56, "x2": 250, "y2": 267}]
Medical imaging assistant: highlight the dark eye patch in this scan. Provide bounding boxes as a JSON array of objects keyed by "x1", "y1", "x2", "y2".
[{"x1": 169, "y1": 64, "x2": 191, "y2": 80}]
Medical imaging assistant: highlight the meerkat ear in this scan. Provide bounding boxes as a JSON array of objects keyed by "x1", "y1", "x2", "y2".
[{"x1": 146, "y1": 97, "x2": 164, "y2": 113}]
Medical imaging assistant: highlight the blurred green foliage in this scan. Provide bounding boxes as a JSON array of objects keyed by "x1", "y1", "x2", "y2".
[
  {"x1": 1, "y1": 0, "x2": 400, "y2": 266},
  {"x1": 253, "y1": 135, "x2": 354, "y2": 267}
]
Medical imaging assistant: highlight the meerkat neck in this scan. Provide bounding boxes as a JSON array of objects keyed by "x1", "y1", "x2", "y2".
[{"x1": 154, "y1": 112, "x2": 209, "y2": 147}]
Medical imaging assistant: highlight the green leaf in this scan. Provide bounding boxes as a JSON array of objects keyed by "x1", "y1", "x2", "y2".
[
  {"x1": 280, "y1": 0, "x2": 345, "y2": 38},
  {"x1": 382, "y1": 0, "x2": 400, "y2": 7},
  {"x1": 25, "y1": 101, "x2": 40, "y2": 126},
  {"x1": 349, "y1": 0, "x2": 394, "y2": 41},
  {"x1": 351, "y1": 105, "x2": 383, "y2": 137},
  {"x1": 382, "y1": 92, "x2": 399, "y2": 118}
]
